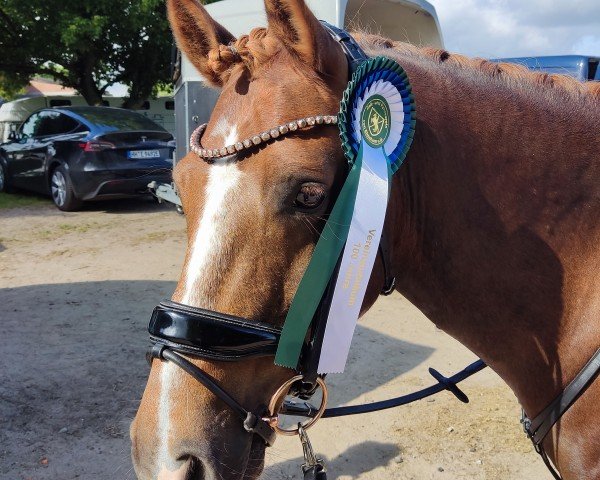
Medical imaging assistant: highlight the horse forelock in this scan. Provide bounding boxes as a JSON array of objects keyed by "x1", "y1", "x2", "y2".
[{"x1": 205, "y1": 26, "x2": 333, "y2": 86}]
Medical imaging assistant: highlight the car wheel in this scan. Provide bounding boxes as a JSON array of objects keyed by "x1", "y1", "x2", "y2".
[
  {"x1": 0, "y1": 161, "x2": 13, "y2": 193},
  {"x1": 50, "y1": 166, "x2": 82, "y2": 211}
]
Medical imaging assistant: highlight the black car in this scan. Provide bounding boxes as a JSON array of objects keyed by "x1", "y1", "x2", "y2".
[{"x1": 0, "y1": 106, "x2": 174, "y2": 210}]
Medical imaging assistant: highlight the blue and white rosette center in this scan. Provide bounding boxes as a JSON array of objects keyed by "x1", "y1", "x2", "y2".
[
  {"x1": 352, "y1": 79, "x2": 406, "y2": 158},
  {"x1": 339, "y1": 56, "x2": 416, "y2": 174}
]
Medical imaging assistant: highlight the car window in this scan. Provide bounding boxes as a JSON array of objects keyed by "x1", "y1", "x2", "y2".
[
  {"x1": 53, "y1": 113, "x2": 83, "y2": 135},
  {"x1": 35, "y1": 111, "x2": 82, "y2": 137},
  {"x1": 20, "y1": 113, "x2": 43, "y2": 139}
]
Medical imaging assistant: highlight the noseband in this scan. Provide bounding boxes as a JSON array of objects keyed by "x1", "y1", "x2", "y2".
[
  {"x1": 147, "y1": 297, "x2": 331, "y2": 446},
  {"x1": 149, "y1": 300, "x2": 280, "y2": 361}
]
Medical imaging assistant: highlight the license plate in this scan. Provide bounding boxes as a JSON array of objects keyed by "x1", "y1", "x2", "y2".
[{"x1": 128, "y1": 150, "x2": 160, "y2": 159}]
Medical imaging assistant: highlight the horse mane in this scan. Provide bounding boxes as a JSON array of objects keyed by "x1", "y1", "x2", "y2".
[
  {"x1": 356, "y1": 32, "x2": 600, "y2": 103},
  {"x1": 204, "y1": 27, "x2": 600, "y2": 103}
]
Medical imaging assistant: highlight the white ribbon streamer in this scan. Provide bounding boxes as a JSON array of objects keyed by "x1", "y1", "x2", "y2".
[
  {"x1": 317, "y1": 76, "x2": 407, "y2": 374},
  {"x1": 317, "y1": 140, "x2": 390, "y2": 373}
]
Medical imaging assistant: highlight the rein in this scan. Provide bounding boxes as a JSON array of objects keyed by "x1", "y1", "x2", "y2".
[{"x1": 145, "y1": 22, "x2": 599, "y2": 480}]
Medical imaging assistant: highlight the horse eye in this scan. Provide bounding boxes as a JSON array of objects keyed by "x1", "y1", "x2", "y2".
[{"x1": 294, "y1": 183, "x2": 327, "y2": 210}]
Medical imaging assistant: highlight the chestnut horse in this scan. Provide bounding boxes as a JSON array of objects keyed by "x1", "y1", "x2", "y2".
[{"x1": 130, "y1": 0, "x2": 600, "y2": 478}]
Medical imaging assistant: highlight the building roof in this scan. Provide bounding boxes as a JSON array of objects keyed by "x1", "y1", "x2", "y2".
[{"x1": 25, "y1": 78, "x2": 77, "y2": 96}]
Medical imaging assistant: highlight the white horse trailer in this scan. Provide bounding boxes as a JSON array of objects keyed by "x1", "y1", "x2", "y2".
[{"x1": 153, "y1": 0, "x2": 443, "y2": 206}]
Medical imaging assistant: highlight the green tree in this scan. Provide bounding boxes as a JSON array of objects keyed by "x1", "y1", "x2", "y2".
[
  {"x1": 0, "y1": 0, "x2": 173, "y2": 107},
  {"x1": 0, "y1": 73, "x2": 26, "y2": 101}
]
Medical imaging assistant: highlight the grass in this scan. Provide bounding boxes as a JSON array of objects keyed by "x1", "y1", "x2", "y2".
[
  {"x1": 0, "y1": 192, "x2": 49, "y2": 209},
  {"x1": 57, "y1": 222, "x2": 98, "y2": 234},
  {"x1": 34, "y1": 222, "x2": 98, "y2": 240}
]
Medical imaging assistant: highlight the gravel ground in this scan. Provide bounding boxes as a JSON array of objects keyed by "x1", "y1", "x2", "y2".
[{"x1": 0, "y1": 199, "x2": 551, "y2": 479}]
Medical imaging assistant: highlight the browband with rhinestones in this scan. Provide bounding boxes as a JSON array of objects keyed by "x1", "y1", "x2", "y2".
[{"x1": 189, "y1": 115, "x2": 338, "y2": 160}]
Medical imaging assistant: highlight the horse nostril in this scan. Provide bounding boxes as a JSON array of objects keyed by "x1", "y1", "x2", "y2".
[
  {"x1": 184, "y1": 456, "x2": 203, "y2": 480},
  {"x1": 157, "y1": 456, "x2": 201, "y2": 480}
]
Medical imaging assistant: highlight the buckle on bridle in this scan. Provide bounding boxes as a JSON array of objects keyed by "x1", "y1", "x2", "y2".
[
  {"x1": 263, "y1": 375, "x2": 329, "y2": 436},
  {"x1": 520, "y1": 408, "x2": 534, "y2": 440},
  {"x1": 146, "y1": 342, "x2": 166, "y2": 365},
  {"x1": 243, "y1": 411, "x2": 277, "y2": 447},
  {"x1": 292, "y1": 378, "x2": 324, "y2": 400}
]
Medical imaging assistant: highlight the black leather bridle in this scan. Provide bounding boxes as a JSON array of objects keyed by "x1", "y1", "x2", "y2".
[
  {"x1": 147, "y1": 241, "x2": 396, "y2": 447},
  {"x1": 147, "y1": 301, "x2": 284, "y2": 446},
  {"x1": 145, "y1": 23, "x2": 488, "y2": 465},
  {"x1": 147, "y1": 21, "x2": 377, "y2": 447}
]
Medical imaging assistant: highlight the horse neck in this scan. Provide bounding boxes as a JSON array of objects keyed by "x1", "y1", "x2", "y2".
[{"x1": 379, "y1": 47, "x2": 600, "y2": 416}]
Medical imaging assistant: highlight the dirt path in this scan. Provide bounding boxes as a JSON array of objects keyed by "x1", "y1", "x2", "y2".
[{"x1": 0, "y1": 200, "x2": 551, "y2": 479}]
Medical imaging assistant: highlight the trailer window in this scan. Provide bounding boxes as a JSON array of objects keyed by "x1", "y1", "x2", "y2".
[
  {"x1": 49, "y1": 99, "x2": 72, "y2": 107},
  {"x1": 589, "y1": 60, "x2": 599, "y2": 81}
]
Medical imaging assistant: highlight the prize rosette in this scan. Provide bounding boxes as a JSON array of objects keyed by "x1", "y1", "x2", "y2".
[{"x1": 338, "y1": 56, "x2": 416, "y2": 174}]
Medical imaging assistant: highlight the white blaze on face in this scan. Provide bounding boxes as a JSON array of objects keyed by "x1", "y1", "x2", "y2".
[
  {"x1": 181, "y1": 125, "x2": 242, "y2": 306},
  {"x1": 156, "y1": 125, "x2": 242, "y2": 476},
  {"x1": 157, "y1": 362, "x2": 181, "y2": 476}
]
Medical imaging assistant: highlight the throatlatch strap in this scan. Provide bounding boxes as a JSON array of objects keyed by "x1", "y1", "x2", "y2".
[
  {"x1": 378, "y1": 233, "x2": 396, "y2": 295},
  {"x1": 525, "y1": 347, "x2": 600, "y2": 445},
  {"x1": 521, "y1": 347, "x2": 600, "y2": 480}
]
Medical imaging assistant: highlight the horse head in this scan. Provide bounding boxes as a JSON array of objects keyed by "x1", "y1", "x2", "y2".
[{"x1": 130, "y1": 1, "x2": 385, "y2": 478}]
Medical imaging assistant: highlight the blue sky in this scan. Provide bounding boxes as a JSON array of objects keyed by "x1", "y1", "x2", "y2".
[
  {"x1": 109, "y1": 1, "x2": 599, "y2": 96},
  {"x1": 429, "y1": 0, "x2": 600, "y2": 58}
]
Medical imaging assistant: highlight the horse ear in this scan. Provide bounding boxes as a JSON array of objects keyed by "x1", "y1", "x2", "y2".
[
  {"x1": 167, "y1": 0, "x2": 235, "y2": 86},
  {"x1": 264, "y1": 0, "x2": 345, "y2": 77}
]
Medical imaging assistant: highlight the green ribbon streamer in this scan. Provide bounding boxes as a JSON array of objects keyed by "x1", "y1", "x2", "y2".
[{"x1": 274, "y1": 145, "x2": 364, "y2": 368}]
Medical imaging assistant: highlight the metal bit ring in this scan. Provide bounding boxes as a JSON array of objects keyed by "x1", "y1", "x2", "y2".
[{"x1": 264, "y1": 375, "x2": 328, "y2": 436}]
